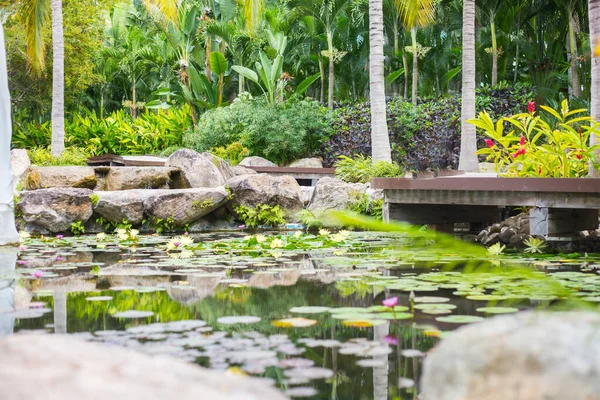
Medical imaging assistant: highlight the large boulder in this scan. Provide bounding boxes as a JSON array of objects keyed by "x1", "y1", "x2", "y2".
[
  {"x1": 166, "y1": 149, "x2": 225, "y2": 188},
  {"x1": 93, "y1": 190, "x2": 148, "y2": 225},
  {"x1": 200, "y1": 152, "x2": 235, "y2": 180},
  {"x1": 226, "y1": 174, "x2": 303, "y2": 211},
  {"x1": 0, "y1": 333, "x2": 285, "y2": 400},
  {"x1": 19, "y1": 188, "x2": 93, "y2": 233},
  {"x1": 10, "y1": 149, "x2": 30, "y2": 192},
  {"x1": 231, "y1": 166, "x2": 257, "y2": 176},
  {"x1": 238, "y1": 156, "x2": 277, "y2": 167},
  {"x1": 144, "y1": 187, "x2": 229, "y2": 226},
  {"x1": 105, "y1": 167, "x2": 176, "y2": 191},
  {"x1": 308, "y1": 177, "x2": 367, "y2": 212},
  {"x1": 25, "y1": 166, "x2": 96, "y2": 190},
  {"x1": 421, "y1": 312, "x2": 600, "y2": 400},
  {"x1": 288, "y1": 158, "x2": 323, "y2": 168}
]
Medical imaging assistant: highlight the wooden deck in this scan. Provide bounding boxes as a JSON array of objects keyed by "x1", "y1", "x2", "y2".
[{"x1": 372, "y1": 175, "x2": 600, "y2": 236}]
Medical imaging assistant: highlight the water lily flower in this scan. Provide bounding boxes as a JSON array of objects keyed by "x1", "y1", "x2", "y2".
[
  {"x1": 166, "y1": 239, "x2": 181, "y2": 250},
  {"x1": 319, "y1": 229, "x2": 330, "y2": 236},
  {"x1": 270, "y1": 238, "x2": 285, "y2": 249},
  {"x1": 338, "y1": 230, "x2": 351, "y2": 239},
  {"x1": 330, "y1": 233, "x2": 346, "y2": 243},
  {"x1": 382, "y1": 296, "x2": 398, "y2": 308},
  {"x1": 333, "y1": 249, "x2": 347, "y2": 256},
  {"x1": 115, "y1": 228, "x2": 127, "y2": 236},
  {"x1": 31, "y1": 271, "x2": 43, "y2": 279},
  {"x1": 528, "y1": 101, "x2": 536, "y2": 114},
  {"x1": 293, "y1": 231, "x2": 302, "y2": 239},
  {"x1": 243, "y1": 235, "x2": 253, "y2": 241},
  {"x1": 384, "y1": 335, "x2": 398, "y2": 346},
  {"x1": 129, "y1": 229, "x2": 139, "y2": 240},
  {"x1": 484, "y1": 139, "x2": 494, "y2": 148},
  {"x1": 96, "y1": 232, "x2": 106, "y2": 241},
  {"x1": 56, "y1": 256, "x2": 64, "y2": 261},
  {"x1": 56, "y1": 234, "x2": 64, "y2": 240},
  {"x1": 18, "y1": 245, "x2": 27, "y2": 251},
  {"x1": 255, "y1": 234, "x2": 266, "y2": 243},
  {"x1": 17, "y1": 260, "x2": 27, "y2": 265},
  {"x1": 117, "y1": 232, "x2": 129, "y2": 241},
  {"x1": 19, "y1": 231, "x2": 30, "y2": 240},
  {"x1": 270, "y1": 251, "x2": 283, "y2": 259},
  {"x1": 178, "y1": 236, "x2": 194, "y2": 247}
]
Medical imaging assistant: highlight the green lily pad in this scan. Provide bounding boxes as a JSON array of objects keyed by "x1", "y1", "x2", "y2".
[
  {"x1": 289, "y1": 306, "x2": 331, "y2": 314},
  {"x1": 436, "y1": 315, "x2": 485, "y2": 324},
  {"x1": 367, "y1": 305, "x2": 410, "y2": 313},
  {"x1": 374, "y1": 312, "x2": 414, "y2": 320},
  {"x1": 414, "y1": 296, "x2": 450, "y2": 303},
  {"x1": 414, "y1": 303, "x2": 456, "y2": 311},
  {"x1": 476, "y1": 307, "x2": 519, "y2": 314},
  {"x1": 329, "y1": 307, "x2": 370, "y2": 314}
]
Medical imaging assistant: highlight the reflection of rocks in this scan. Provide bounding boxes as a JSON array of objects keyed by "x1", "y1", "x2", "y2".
[
  {"x1": 167, "y1": 275, "x2": 223, "y2": 305},
  {"x1": 248, "y1": 270, "x2": 301, "y2": 289},
  {"x1": 25, "y1": 166, "x2": 97, "y2": 190},
  {"x1": 19, "y1": 188, "x2": 93, "y2": 233},
  {"x1": 20, "y1": 251, "x2": 93, "y2": 269},
  {"x1": 25, "y1": 275, "x2": 97, "y2": 293},
  {"x1": 422, "y1": 312, "x2": 600, "y2": 400},
  {"x1": 99, "y1": 266, "x2": 172, "y2": 288},
  {"x1": 0, "y1": 334, "x2": 286, "y2": 400}
]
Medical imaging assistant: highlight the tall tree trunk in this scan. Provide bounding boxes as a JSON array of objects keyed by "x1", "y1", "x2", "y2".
[
  {"x1": 411, "y1": 27, "x2": 418, "y2": 105},
  {"x1": 50, "y1": 0, "x2": 65, "y2": 157},
  {"x1": 589, "y1": 0, "x2": 600, "y2": 177},
  {"x1": 402, "y1": 52, "x2": 408, "y2": 100},
  {"x1": 0, "y1": 23, "x2": 19, "y2": 246},
  {"x1": 205, "y1": 36, "x2": 212, "y2": 81},
  {"x1": 369, "y1": 0, "x2": 391, "y2": 162},
  {"x1": 568, "y1": 12, "x2": 581, "y2": 98},
  {"x1": 393, "y1": 19, "x2": 399, "y2": 96},
  {"x1": 458, "y1": 0, "x2": 479, "y2": 172},
  {"x1": 514, "y1": 11, "x2": 520, "y2": 83},
  {"x1": 491, "y1": 18, "x2": 498, "y2": 87},
  {"x1": 131, "y1": 81, "x2": 137, "y2": 118},
  {"x1": 318, "y1": 55, "x2": 325, "y2": 105},
  {"x1": 327, "y1": 30, "x2": 335, "y2": 109}
]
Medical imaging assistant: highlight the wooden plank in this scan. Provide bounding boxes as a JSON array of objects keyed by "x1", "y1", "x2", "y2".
[
  {"x1": 529, "y1": 208, "x2": 599, "y2": 236},
  {"x1": 384, "y1": 203, "x2": 501, "y2": 225},
  {"x1": 373, "y1": 177, "x2": 600, "y2": 193},
  {"x1": 384, "y1": 189, "x2": 600, "y2": 209}
]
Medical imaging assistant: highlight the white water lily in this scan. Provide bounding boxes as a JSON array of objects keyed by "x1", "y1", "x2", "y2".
[
  {"x1": 179, "y1": 250, "x2": 194, "y2": 259},
  {"x1": 117, "y1": 232, "x2": 129, "y2": 241},
  {"x1": 177, "y1": 235, "x2": 194, "y2": 247},
  {"x1": 115, "y1": 228, "x2": 127, "y2": 236},
  {"x1": 18, "y1": 231, "x2": 30, "y2": 240},
  {"x1": 330, "y1": 233, "x2": 346, "y2": 243},
  {"x1": 270, "y1": 238, "x2": 285, "y2": 249},
  {"x1": 270, "y1": 251, "x2": 283, "y2": 259},
  {"x1": 333, "y1": 248, "x2": 347, "y2": 256},
  {"x1": 129, "y1": 229, "x2": 139, "y2": 240},
  {"x1": 243, "y1": 235, "x2": 253, "y2": 241},
  {"x1": 166, "y1": 238, "x2": 182, "y2": 250},
  {"x1": 293, "y1": 231, "x2": 302, "y2": 239},
  {"x1": 255, "y1": 234, "x2": 266, "y2": 243},
  {"x1": 338, "y1": 230, "x2": 351, "y2": 239},
  {"x1": 319, "y1": 229, "x2": 330, "y2": 236},
  {"x1": 96, "y1": 232, "x2": 106, "y2": 241}
]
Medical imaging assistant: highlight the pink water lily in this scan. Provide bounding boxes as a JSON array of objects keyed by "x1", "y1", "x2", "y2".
[
  {"x1": 384, "y1": 335, "x2": 398, "y2": 346},
  {"x1": 31, "y1": 271, "x2": 43, "y2": 279},
  {"x1": 382, "y1": 296, "x2": 398, "y2": 308},
  {"x1": 56, "y1": 235, "x2": 64, "y2": 239}
]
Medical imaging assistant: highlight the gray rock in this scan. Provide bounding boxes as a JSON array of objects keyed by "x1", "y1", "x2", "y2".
[
  {"x1": 19, "y1": 188, "x2": 93, "y2": 233},
  {"x1": 226, "y1": 174, "x2": 303, "y2": 212},
  {"x1": 288, "y1": 158, "x2": 323, "y2": 168},
  {"x1": 238, "y1": 156, "x2": 277, "y2": 167},
  {"x1": 499, "y1": 227, "x2": 517, "y2": 244},
  {"x1": 308, "y1": 177, "x2": 367, "y2": 212},
  {"x1": 200, "y1": 152, "x2": 235, "y2": 180},
  {"x1": 25, "y1": 166, "x2": 97, "y2": 190},
  {"x1": 476, "y1": 229, "x2": 489, "y2": 243},
  {"x1": 144, "y1": 188, "x2": 229, "y2": 226},
  {"x1": 488, "y1": 223, "x2": 502, "y2": 234},
  {"x1": 482, "y1": 232, "x2": 500, "y2": 246},
  {"x1": 366, "y1": 188, "x2": 384, "y2": 201},
  {"x1": 166, "y1": 149, "x2": 225, "y2": 188},
  {"x1": 422, "y1": 312, "x2": 600, "y2": 400},
  {"x1": 105, "y1": 167, "x2": 176, "y2": 191},
  {"x1": 10, "y1": 149, "x2": 30, "y2": 192},
  {"x1": 231, "y1": 166, "x2": 257, "y2": 176},
  {"x1": 0, "y1": 333, "x2": 285, "y2": 400},
  {"x1": 509, "y1": 233, "x2": 527, "y2": 247},
  {"x1": 301, "y1": 187, "x2": 315, "y2": 205},
  {"x1": 93, "y1": 190, "x2": 147, "y2": 225}
]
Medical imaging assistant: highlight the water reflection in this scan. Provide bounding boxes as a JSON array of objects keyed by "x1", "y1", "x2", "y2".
[{"x1": 0, "y1": 248, "x2": 17, "y2": 334}]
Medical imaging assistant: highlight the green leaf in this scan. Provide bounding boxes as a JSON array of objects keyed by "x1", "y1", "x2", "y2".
[
  {"x1": 443, "y1": 66, "x2": 462, "y2": 85},
  {"x1": 385, "y1": 68, "x2": 404, "y2": 86},
  {"x1": 232, "y1": 65, "x2": 259, "y2": 84},
  {"x1": 209, "y1": 51, "x2": 228, "y2": 76},
  {"x1": 295, "y1": 73, "x2": 321, "y2": 95}
]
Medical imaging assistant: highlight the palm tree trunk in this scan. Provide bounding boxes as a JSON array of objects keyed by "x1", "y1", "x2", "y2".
[
  {"x1": 205, "y1": 36, "x2": 212, "y2": 81},
  {"x1": 458, "y1": 0, "x2": 479, "y2": 172},
  {"x1": 327, "y1": 30, "x2": 335, "y2": 109},
  {"x1": 568, "y1": 12, "x2": 581, "y2": 98},
  {"x1": 50, "y1": 0, "x2": 65, "y2": 157},
  {"x1": 393, "y1": 19, "x2": 399, "y2": 96},
  {"x1": 318, "y1": 55, "x2": 325, "y2": 105},
  {"x1": 513, "y1": 11, "x2": 520, "y2": 83},
  {"x1": 369, "y1": 0, "x2": 391, "y2": 162},
  {"x1": 491, "y1": 19, "x2": 498, "y2": 87},
  {"x1": 589, "y1": 0, "x2": 600, "y2": 177},
  {"x1": 411, "y1": 27, "x2": 418, "y2": 105},
  {"x1": 402, "y1": 52, "x2": 408, "y2": 100}
]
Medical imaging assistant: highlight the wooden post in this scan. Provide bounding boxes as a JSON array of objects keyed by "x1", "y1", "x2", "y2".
[{"x1": 529, "y1": 208, "x2": 599, "y2": 236}]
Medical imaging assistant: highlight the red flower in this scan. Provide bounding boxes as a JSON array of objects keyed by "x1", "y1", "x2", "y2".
[
  {"x1": 520, "y1": 136, "x2": 526, "y2": 146},
  {"x1": 485, "y1": 139, "x2": 494, "y2": 148},
  {"x1": 576, "y1": 153, "x2": 583, "y2": 160},
  {"x1": 512, "y1": 148, "x2": 526, "y2": 158},
  {"x1": 528, "y1": 101, "x2": 536, "y2": 114}
]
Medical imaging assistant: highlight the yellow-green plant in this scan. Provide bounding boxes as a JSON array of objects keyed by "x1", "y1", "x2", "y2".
[{"x1": 470, "y1": 100, "x2": 600, "y2": 177}]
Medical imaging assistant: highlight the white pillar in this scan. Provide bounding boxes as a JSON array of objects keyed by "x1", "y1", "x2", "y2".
[
  {"x1": 0, "y1": 248, "x2": 17, "y2": 335},
  {"x1": 0, "y1": 23, "x2": 19, "y2": 246}
]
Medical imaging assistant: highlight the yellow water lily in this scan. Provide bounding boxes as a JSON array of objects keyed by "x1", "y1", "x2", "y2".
[
  {"x1": 293, "y1": 231, "x2": 302, "y2": 239},
  {"x1": 270, "y1": 238, "x2": 285, "y2": 248},
  {"x1": 129, "y1": 229, "x2": 139, "y2": 240},
  {"x1": 255, "y1": 234, "x2": 266, "y2": 243},
  {"x1": 319, "y1": 229, "x2": 330, "y2": 236},
  {"x1": 96, "y1": 232, "x2": 106, "y2": 241},
  {"x1": 18, "y1": 231, "x2": 30, "y2": 240}
]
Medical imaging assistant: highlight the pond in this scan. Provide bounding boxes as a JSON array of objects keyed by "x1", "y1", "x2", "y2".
[{"x1": 1, "y1": 228, "x2": 600, "y2": 399}]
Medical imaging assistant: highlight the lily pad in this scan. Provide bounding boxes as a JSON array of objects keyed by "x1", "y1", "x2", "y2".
[
  {"x1": 272, "y1": 318, "x2": 318, "y2": 328},
  {"x1": 414, "y1": 296, "x2": 450, "y2": 303},
  {"x1": 289, "y1": 306, "x2": 331, "y2": 314},
  {"x1": 476, "y1": 307, "x2": 519, "y2": 314},
  {"x1": 435, "y1": 315, "x2": 484, "y2": 324},
  {"x1": 367, "y1": 305, "x2": 410, "y2": 313},
  {"x1": 414, "y1": 303, "x2": 456, "y2": 311},
  {"x1": 217, "y1": 316, "x2": 261, "y2": 325}
]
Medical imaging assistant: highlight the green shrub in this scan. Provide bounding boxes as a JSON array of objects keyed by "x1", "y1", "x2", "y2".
[
  {"x1": 211, "y1": 142, "x2": 250, "y2": 166},
  {"x1": 28, "y1": 147, "x2": 90, "y2": 166},
  {"x1": 235, "y1": 204, "x2": 286, "y2": 228},
  {"x1": 346, "y1": 193, "x2": 384, "y2": 220},
  {"x1": 184, "y1": 98, "x2": 332, "y2": 165},
  {"x1": 334, "y1": 155, "x2": 403, "y2": 183}
]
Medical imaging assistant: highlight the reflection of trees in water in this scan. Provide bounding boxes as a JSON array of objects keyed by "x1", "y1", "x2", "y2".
[{"x1": 0, "y1": 249, "x2": 18, "y2": 335}]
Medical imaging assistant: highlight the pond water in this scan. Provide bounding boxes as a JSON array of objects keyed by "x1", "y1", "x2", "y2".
[{"x1": 2, "y1": 229, "x2": 600, "y2": 399}]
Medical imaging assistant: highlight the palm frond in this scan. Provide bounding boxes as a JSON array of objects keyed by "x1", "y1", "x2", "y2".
[{"x1": 21, "y1": 0, "x2": 50, "y2": 75}]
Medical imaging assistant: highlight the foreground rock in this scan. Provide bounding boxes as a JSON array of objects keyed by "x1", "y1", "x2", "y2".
[
  {"x1": 238, "y1": 156, "x2": 277, "y2": 167},
  {"x1": 226, "y1": 174, "x2": 303, "y2": 212},
  {"x1": 308, "y1": 177, "x2": 367, "y2": 212},
  {"x1": 25, "y1": 166, "x2": 96, "y2": 190},
  {"x1": 144, "y1": 187, "x2": 229, "y2": 226},
  {"x1": 166, "y1": 149, "x2": 225, "y2": 188},
  {"x1": 105, "y1": 167, "x2": 176, "y2": 191},
  {"x1": 10, "y1": 149, "x2": 30, "y2": 192},
  {"x1": 200, "y1": 152, "x2": 235, "y2": 180},
  {"x1": 0, "y1": 334, "x2": 285, "y2": 400},
  {"x1": 19, "y1": 188, "x2": 93, "y2": 232},
  {"x1": 93, "y1": 190, "x2": 148, "y2": 225},
  {"x1": 288, "y1": 158, "x2": 323, "y2": 168},
  {"x1": 421, "y1": 312, "x2": 600, "y2": 400}
]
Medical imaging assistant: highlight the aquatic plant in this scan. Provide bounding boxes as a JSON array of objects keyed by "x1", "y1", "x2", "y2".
[{"x1": 523, "y1": 236, "x2": 548, "y2": 254}]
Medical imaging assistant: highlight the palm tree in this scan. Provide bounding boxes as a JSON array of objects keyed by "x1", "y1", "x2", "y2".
[
  {"x1": 20, "y1": 0, "x2": 65, "y2": 156},
  {"x1": 478, "y1": 0, "x2": 504, "y2": 87},
  {"x1": 396, "y1": 0, "x2": 435, "y2": 105},
  {"x1": 369, "y1": 0, "x2": 391, "y2": 162},
  {"x1": 589, "y1": 0, "x2": 600, "y2": 177},
  {"x1": 458, "y1": 0, "x2": 478, "y2": 172}
]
